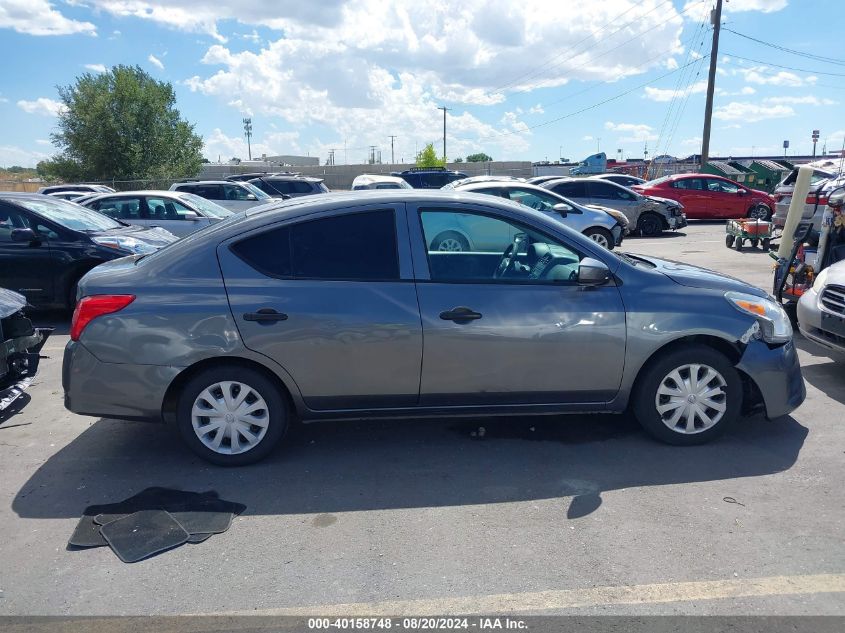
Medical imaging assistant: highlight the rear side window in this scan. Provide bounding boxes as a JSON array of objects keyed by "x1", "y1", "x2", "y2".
[
  {"x1": 264, "y1": 180, "x2": 292, "y2": 195},
  {"x1": 231, "y1": 210, "x2": 399, "y2": 281},
  {"x1": 551, "y1": 181, "x2": 587, "y2": 197},
  {"x1": 290, "y1": 181, "x2": 314, "y2": 194}
]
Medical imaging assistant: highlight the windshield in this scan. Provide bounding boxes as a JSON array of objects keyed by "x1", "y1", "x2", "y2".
[
  {"x1": 178, "y1": 193, "x2": 234, "y2": 218},
  {"x1": 11, "y1": 196, "x2": 123, "y2": 232},
  {"x1": 642, "y1": 176, "x2": 671, "y2": 187},
  {"x1": 242, "y1": 182, "x2": 272, "y2": 200}
]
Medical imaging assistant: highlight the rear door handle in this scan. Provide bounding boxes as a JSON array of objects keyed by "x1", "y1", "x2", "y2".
[
  {"x1": 243, "y1": 308, "x2": 288, "y2": 323},
  {"x1": 439, "y1": 307, "x2": 482, "y2": 323}
]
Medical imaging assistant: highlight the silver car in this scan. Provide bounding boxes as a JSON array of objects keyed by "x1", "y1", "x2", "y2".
[
  {"x1": 541, "y1": 177, "x2": 687, "y2": 236},
  {"x1": 452, "y1": 181, "x2": 628, "y2": 250},
  {"x1": 63, "y1": 190, "x2": 804, "y2": 466},
  {"x1": 773, "y1": 169, "x2": 844, "y2": 231},
  {"x1": 82, "y1": 190, "x2": 234, "y2": 237},
  {"x1": 798, "y1": 259, "x2": 845, "y2": 356},
  {"x1": 169, "y1": 180, "x2": 275, "y2": 212}
]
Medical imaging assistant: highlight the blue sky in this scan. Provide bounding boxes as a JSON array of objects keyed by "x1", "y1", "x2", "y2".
[{"x1": 1, "y1": 0, "x2": 843, "y2": 168}]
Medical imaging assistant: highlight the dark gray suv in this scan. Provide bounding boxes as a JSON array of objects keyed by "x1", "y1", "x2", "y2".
[{"x1": 63, "y1": 191, "x2": 805, "y2": 465}]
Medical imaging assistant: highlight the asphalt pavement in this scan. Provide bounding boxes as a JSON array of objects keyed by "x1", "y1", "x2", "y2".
[{"x1": 0, "y1": 221, "x2": 843, "y2": 616}]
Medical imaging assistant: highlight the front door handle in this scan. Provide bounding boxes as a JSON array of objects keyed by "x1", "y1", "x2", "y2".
[
  {"x1": 439, "y1": 307, "x2": 482, "y2": 323},
  {"x1": 243, "y1": 308, "x2": 288, "y2": 324}
]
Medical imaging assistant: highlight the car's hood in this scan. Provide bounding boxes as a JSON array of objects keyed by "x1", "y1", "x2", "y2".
[
  {"x1": 101, "y1": 224, "x2": 179, "y2": 247},
  {"x1": 0, "y1": 287, "x2": 27, "y2": 319},
  {"x1": 630, "y1": 254, "x2": 767, "y2": 296},
  {"x1": 583, "y1": 203, "x2": 615, "y2": 214},
  {"x1": 646, "y1": 195, "x2": 682, "y2": 208}
]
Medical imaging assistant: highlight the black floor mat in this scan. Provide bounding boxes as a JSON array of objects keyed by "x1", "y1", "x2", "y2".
[
  {"x1": 69, "y1": 487, "x2": 244, "y2": 561},
  {"x1": 100, "y1": 510, "x2": 189, "y2": 563}
]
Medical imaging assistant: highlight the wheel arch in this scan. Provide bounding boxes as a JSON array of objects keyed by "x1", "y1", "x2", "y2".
[
  {"x1": 638, "y1": 210, "x2": 669, "y2": 231},
  {"x1": 161, "y1": 355, "x2": 299, "y2": 425}
]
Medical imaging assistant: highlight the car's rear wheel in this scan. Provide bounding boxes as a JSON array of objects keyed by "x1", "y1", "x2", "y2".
[
  {"x1": 176, "y1": 366, "x2": 288, "y2": 466},
  {"x1": 637, "y1": 213, "x2": 663, "y2": 237},
  {"x1": 748, "y1": 205, "x2": 771, "y2": 221},
  {"x1": 725, "y1": 235, "x2": 734, "y2": 248},
  {"x1": 583, "y1": 227, "x2": 614, "y2": 250},
  {"x1": 632, "y1": 345, "x2": 741, "y2": 445},
  {"x1": 431, "y1": 231, "x2": 469, "y2": 252}
]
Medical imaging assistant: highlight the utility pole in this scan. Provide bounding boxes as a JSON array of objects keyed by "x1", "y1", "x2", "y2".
[
  {"x1": 700, "y1": 0, "x2": 723, "y2": 167},
  {"x1": 437, "y1": 106, "x2": 450, "y2": 161},
  {"x1": 812, "y1": 129, "x2": 820, "y2": 157},
  {"x1": 388, "y1": 135, "x2": 397, "y2": 164},
  {"x1": 242, "y1": 118, "x2": 253, "y2": 161}
]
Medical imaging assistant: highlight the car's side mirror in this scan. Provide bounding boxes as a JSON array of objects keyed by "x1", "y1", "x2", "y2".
[
  {"x1": 578, "y1": 257, "x2": 611, "y2": 286},
  {"x1": 182, "y1": 211, "x2": 200, "y2": 221},
  {"x1": 737, "y1": 189, "x2": 746, "y2": 195},
  {"x1": 11, "y1": 228, "x2": 39, "y2": 243},
  {"x1": 246, "y1": 194, "x2": 257, "y2": 201},
  {"x1": 552, "y1": 203, "x2": 570, "y2": 217}
]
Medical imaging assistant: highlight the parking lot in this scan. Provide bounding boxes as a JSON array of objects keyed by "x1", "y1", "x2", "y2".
[{"x1": 1, "y1": 221, "x2": 843, "y2": 616}]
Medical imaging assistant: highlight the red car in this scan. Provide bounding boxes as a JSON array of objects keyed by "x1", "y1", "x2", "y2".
[{"x1": 633, "y1": 173, "x2": 775, "y2": 220}]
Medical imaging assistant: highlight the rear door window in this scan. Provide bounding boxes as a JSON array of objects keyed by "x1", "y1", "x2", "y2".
[
  {"x1": 550, "y1": 181, "x2": 587, "y2": 198},
  {"x1": 291, "y1": 181, "x2": 314, "y2": 194},
  {"x1": 231, "y1": 210, "x2": 399, "y2": 281},
  {"x1": 94, "y1": 197, "x2": 144, "y2": 220},
  {"x1": 672, "y1": 178, "x2": 704, "y2": 190}
]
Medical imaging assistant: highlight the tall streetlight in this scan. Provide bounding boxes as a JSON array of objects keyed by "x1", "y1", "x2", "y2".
[{"x1": 437, "y1": 106, "x2": 450, "y2": 161}]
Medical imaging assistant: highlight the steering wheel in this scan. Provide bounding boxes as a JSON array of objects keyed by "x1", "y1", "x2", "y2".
[{"x1": 494, "y1": 235, "x2": 522, "y2": 279}]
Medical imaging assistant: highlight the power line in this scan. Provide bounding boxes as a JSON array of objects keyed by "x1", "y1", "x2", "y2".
[
  {"x1": 721, "y1": 52, "x2": 845, "y2": 77},
  {"x1": 488, "y1": 0, "x2": 658, "y2": 94},
  {"x1": 723, "y1": 28, "x2": 845, "y2": 66},
  {"x1": 455, "y1": 55, "x2": 709, "y2": 143}
]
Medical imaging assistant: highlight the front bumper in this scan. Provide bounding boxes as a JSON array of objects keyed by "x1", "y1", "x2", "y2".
[
  {"x1": 63, "y1": 340, "x2": 182, "y2": 422},
  {"x1": 1, "y1": 327, "x2": 51, "y2": 411},
  {"x1": 736, "y1": 338, "x2": 806, "y2": 419},
  {"x1": 668, "y1": 212, "x2": 687, "y2": 230},
  {"x1": 797, "y1": 288, "x2": 845, "y2": 355},
  {"x1": 612, "y1": 225, "x2": 624, "y2": 247}
]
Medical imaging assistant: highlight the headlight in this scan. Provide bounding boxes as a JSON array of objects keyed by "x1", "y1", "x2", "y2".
[
  {"x1": 92, "y1": 235, "x2": 156, "y2": 254},
  {"x1": 813, "y1": 267, "x2": 829, "y2": 290},
  {"x1": 725, "y1": 291, "x2": 792, "y2": 344},
  {"x1": 605, "y1": 209, "x2": 629, "y2": 227}
]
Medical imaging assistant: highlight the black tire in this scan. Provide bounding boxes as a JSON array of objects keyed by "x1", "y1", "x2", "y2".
[
  {"x1": 67, "y1": 280, "x2": 80, "y2": 312},
  {"x1": 632, "y1": 345, "x2": 742, "y2": 446},
  {"x1": 637, "y1": 213, "x2": 664, "y2": 237},
  {"x1": 583, "y1": 227, "x2": 614, "y2": 250},
  {"x1": 751, "y1": 239, "x2": 759, "y2": 248},
  {"x1": 762, "y1": 238, "x2": 771, "y2": 251},
  {"x1": 430, "y1": 231, "x2": 469, "y2": 252},
  {"x1": 748, "y1": 205, "x2": 772, "y2": 221},
  {"x1": 734, "y1": 237, "x2": 743, "y2": 251},
  {"x1": 176, "y1": 365, "x2": 288, "y2": 466},
  {"x1": 725, "y1": 235, "x2": 734, "y2": 248}
]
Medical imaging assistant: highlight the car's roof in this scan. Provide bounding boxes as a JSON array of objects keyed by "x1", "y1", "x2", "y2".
[
  {"x1": 173, "y1": 180, "x2": 246, "y2": 185},
  {"x1": 86, "y1": 190, "x2": 188, "y2": 197},
  {"x1": 257, "y1": 174, "x2": 322, "y2": 182},
  {"x1": 353, "y1": 174, "x2": 406, "y2": 182},
  {"x1": 455, "y1": 180, "x2": 545, "y2": 192}
]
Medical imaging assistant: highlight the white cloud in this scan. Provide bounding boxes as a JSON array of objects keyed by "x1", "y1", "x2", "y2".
[
  {"x1": 737, "y1": 66, "x2": 816, "y2": 87},
  {"x1": 35, "y1": 139, "x2": 52, "y2": 145},
  {"x1": 714, "y1": 101, "x2": 794, "y2": 123},
  {"x1": 0, "y1": 0, "x2": 96, "y2": 36},
  {"x1": 740, "y1": 86, "x2": 756, "y2": 95},
  {"x1": 17, "y1": 97, "x2": 65, "y2": 116},
  {"x1": 643, "y1": 80, "x2": 707, "y2": 102},
  {"x1": 0, "y1": 144, "x2": 49, "y2": 167},
  {"x1": 764, "y1": 95, "x2": 836, "y2": 106},
  {"x1": 528, "y1": 104, "x2": 544, "y2": 114},
  {"x1": 84, "y1": 63, "x2": 107, "y2": 72},
  {"x1": 681, "y1": 136, "x2": 702, "y2": 147},
  {"x1": 203, "y1": 128, "x2": 302, "y2": 161},
  {"x1": 148, "y1": 54, "x2": 165, "y2": 70},
  {"x1": 683, "y1": 0, "x2": 788, "y2": 20},
  {"x1": 665, "y1": 57, "x2": 679, "y2": 70},
  {"x1": 604, "y1": 121, "x2": 657, "y2": 143},
  {"x1": 582, "y1": 135, "x2": 593, "y2": 141}
]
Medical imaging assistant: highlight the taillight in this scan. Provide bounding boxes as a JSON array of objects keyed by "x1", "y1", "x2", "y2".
[
  {"x1": 70, "y1": 295, "x2": 135, "y2": 341},
  {"x1": 818, "y1": 196, "x2": 829, "y2": 206}
]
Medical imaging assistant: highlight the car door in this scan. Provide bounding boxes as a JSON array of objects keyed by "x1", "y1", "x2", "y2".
[
  {"x1": 586, "y1": 181, "x2": 640, "y2": 224},
  {"x1": 144, "y1": 195, "x2": 211, "y2": 237},
  {"x1": 0, "y1": 203, "x2": 57, "y2": 305},
  {"x1": 668, "y1": 178, "x2": 709, "y2": 219},
  {"x1": 407, "y1": 202, "x2": 626, "y2": 407},
  {"x1": 216, "y1": 204, "x2": 422, "y2": 410},
  {"x1": 704, "y1": 178, "x2": 744, "y2": 218}
]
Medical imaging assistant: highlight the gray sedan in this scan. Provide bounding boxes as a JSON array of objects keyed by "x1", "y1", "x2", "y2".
[
  {"x1": 63, "y1": 190, "x2": 805, "y2": 465},
  {"x1": 82, "y1": 190, "x2": 234, "y2": 237},
  {"x1": 541, "y1": 177, "x2": 687, "y2": 236},
  {"x1": 451, "y1": 180, "x2": 628, "y2": 250}
]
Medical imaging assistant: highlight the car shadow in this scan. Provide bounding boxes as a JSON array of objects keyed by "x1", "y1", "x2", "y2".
[
  {"x1": 12, "y1": 412, "x2": 807, "y2": 522},
  {"x1": 794, "y1": 336, "x2": 845, "y2": 403}
]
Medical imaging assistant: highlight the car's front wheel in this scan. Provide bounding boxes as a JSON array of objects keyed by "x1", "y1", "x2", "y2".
[
  {"x1": 583, "y1": 227, "x2": 614, "y2": 250},
  {"x1": 431, "y1": 231, "x2": 469, "y2": 252},
  {"x1": 748, "y1": 205, "x2": 772, "y2": 221},
  {"x1": 637, "y1": 212, "x2": 664, "y2": 237},
  {"x1": 632, "y1": 345, "x2": 741, "y2": 445},
  {"x1": 176, "y1": 365, "x2": 288, "y2": 465}
]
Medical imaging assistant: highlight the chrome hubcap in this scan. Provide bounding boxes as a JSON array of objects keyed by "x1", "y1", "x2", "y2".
[
  {"x1": 438, "y1": 238, "x2": 463, "y2": 252},
  {"x1": 589, "y1": 233, "x2": 610, "y2": 248},
  {"x1": 655, "y1": 363, "x2": 728, "y2": 434},
  {"x1": 191, "y1": 381, "x2": 269, "y2": 455}
]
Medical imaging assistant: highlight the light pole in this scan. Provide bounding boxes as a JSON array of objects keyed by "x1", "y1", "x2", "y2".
[
  {"x1": 437, "y1": 106, "x2": 450, "y2": 161},
  {"x1": 389, "y1": 135, "x2": 397, "y2": 164}
]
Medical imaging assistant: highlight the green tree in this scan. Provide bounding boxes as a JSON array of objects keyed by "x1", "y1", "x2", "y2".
[
  {"x1": 453, "y1": 157, "x2": 464, "y2": 163},
  {"x1": 466, "y1": 152, "x2": 493, "y2": 162},
  {"x1": 46, "y1": 65, "x2": 203, "y2": 181},
  {"x1": 416, "y1": 143, "x2": 446, "y2": 168}
]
